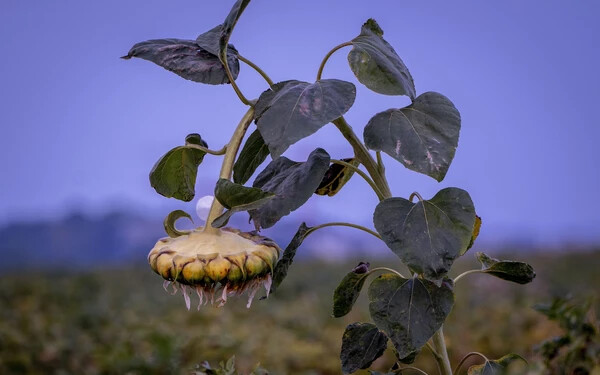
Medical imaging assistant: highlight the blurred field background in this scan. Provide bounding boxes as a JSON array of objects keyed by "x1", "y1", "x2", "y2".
[{"x1": 1, "y1": 248, "x2": 598, "y2": 375}]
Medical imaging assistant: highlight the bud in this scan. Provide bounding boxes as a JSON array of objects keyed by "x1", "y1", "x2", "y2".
[{"x1": 148, "y1": 227, "x2": 280, "y2": 309}]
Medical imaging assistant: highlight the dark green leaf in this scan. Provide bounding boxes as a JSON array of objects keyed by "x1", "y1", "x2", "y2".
[
  {"x1": 467, "y1": 354, "x2": 527, "y2": 375},
  {"x1": 250, "y1": 148, "x2": 330, "y2": 229},
  {"x1": 466, "y1": 215, "x2": 482, "y2": 252},
  {"x1": 333, "y1": 262, "x2": 370, "y2": 318},
  {"x1": 341, "y1": 322, "x2": 388, "y2": 374},
  {"x1": 219, "y1": 0, "x2": 251, "y2": 60},
  {"x1": 364, "y1": 92, "x2": 461, "y2": 182},
  {"x1": 149, "y1": 134, "x2": 209, "y2": 201},
  {"x1": 254, "y1": 80, "x2": 356, "y2": 157},
  {"x1": 373, "y1": 188, "x2": 476, "y2": 279},
  {"x1": 476, "y1": 252, "x2": 536, "y2": 284},
  {"x1": 163, "y1": 210, "x2": 193, "y2": 238},
  {"x1": 121, "y1": 39, "x2": 239, "y2": 85},
  {"x1": 233, "y1": 129, "x2": 270, "y2": 185},
  {"x1": 348, "y1": 19, "x2": 415, "y2": 98},
  {"x1": 316, "y1": 158, "x2": 359, "y2": 197},
  {"x1": 270, "y1": 223, "x2": 310, "y2": 294},
  {"x1": 368, "y1": 274, "x2": 454, "y2": 360},
  {"x1": 195, "y1": 25, "x2": 222, "y2": 56},
  {"x1": 211, "y1": 179, "x2": 274, "y2": 228}
]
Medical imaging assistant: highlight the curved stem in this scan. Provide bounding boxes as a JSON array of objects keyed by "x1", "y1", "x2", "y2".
[
  {"x1": 221, "y1": 53, "x2": 251, "y2": 106},
  {"x1": 453, "y1": 352, "x2": 488, "y2": 375},
  {"x1": 433, "y1": 327, "x2": 453, "y2": 375},
  {"x1": 204, "y1": 107, "x2": 255, "y2": 233},
  {"x1": 368, "y1": 267, "x2": 407, "y2": 279},
  {"x1": 238, "y1": 54, "x2": 274, "y2": 87},
  {"x1": 330, "y1": 159, "x2": 384, "y2": 200},
  {"x1": 316, "y1": 41, "x2": 353, "y2": 80},
  {"x1": 332, "y1": 117, "x2": 392, "y2": 199},
  {"x1": 453, "y1": 269, "x2": 482, "y2": 284},
  {"x1": 185, "y1": 144, "x2": 227, "y2": 155},
  {"x1": 304, "y1": 221, "x2": 381, "y2": 241},
  {"x1": 409, "y1": 191, "x2": 424, "y2": 203},
  {"x1": 426, "y1": 342, "x2": 443, "y2": 361},
  {"x1": 398, "y1": 366, "x2": 430, "y2": 375}
]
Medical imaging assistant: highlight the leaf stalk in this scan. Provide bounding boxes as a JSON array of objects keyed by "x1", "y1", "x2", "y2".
[
  {"x1": 316, "y1": 41, "x2": 353, "y2": 81},
  {"x1": 432, "y1": 327, "x2": 453, "y2": 375},
  {"x1": 330, "y1": 159, "x2": 385, "y2": 200}
]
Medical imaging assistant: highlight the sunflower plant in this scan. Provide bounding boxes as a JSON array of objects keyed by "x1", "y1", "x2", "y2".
[{"x1": 123, "y1": 1, "x2": 536, "y2": 374}]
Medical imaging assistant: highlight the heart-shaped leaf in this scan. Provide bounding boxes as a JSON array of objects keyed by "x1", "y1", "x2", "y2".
[
  {"x1": 368, "y1": 274, "x2": 454, "y2": 361},
  {"x1": 333, "y1": 262, "x2": 370, "y2": 318},
  {"x1": 149, "y1": 134, "x2": 209, "y2": 202},
  {"x1": 315, "y1": 158, "x2": 359, "y2": 197},
  {"x1": 467, "y1": 354, "x2": 527, "y2": 375},
  {"x1": 476, "y1": 252, "x2": 536, "y2": 285},
  {"x1": 254, "y1": 80, "x2": 356, "y2": 157},
  {"x1": 270, "y1": 223, "x2": 310, "y2": 294},
  {"x1": 163, "y1": 210, "x2": 193, "y2": 238},
  {"x1": 233, "y1": 129, "x2": 270, "y2": 185},
  {"x1": 341, "y1": 322, "x2": 388, "y2": 374},
  {"x1": 374, "y1": 188, "x2": 476, "y2": 280},
  {"x1": 250, "y1": 148, "x2": 330, "y2": 229},
  {"x1": 348, "y1": 19, "x2": 415, "y2": 98},
  {"x1": 364, "y1": 92, "x2": 461, "y2": 182},
  {"x1": 211, "y1": 179, "x2": 274, "y2": 228},
  {"x1": 122, "y1": 39, "x2": 239, "y2": 85}
]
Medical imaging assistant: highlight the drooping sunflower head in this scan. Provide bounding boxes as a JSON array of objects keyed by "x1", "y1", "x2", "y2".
[{"x1": 148, "y1": 227, "x2": 280, "y2": 310}]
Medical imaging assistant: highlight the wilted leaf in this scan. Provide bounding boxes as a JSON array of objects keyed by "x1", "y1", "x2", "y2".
[
  {"x1": 476, "y1": 252, "x2": 536, "y2": 284},
  {"x1": 211, "y1": 179, "x2": 274, "y2": 228},
  {"x1": 163, "y1": 210, "x2": 193, "y2": 238},
  {"x1": 333, "y1": 262, "x2": 370, "y2": 318},
  {"x1": 149, "y1": 134, "x2": 209, "y2": 201},
  {"x1": 121, "y1": 39, "x2": 239, "y2": 84},
  {"x1": 467, "y1": 354, "x2": 527, "y2": 375},
  {"x1": 348, "y1": 19, "x2": 415, "y2": 98},
  {"x1": 254, "y1": 80, "x2": 356, "y2": 157},
  {"x1": 233, "y1": 129, "x2": 270, "y2": 185},
  {"x1": 219, "y1": 0, "x2": 251, "y2": 59},
  {"x1": 270, "y1": 223, "x2": 310, "y2": 294},
  {"x1": 364, "y1": 92, "x2": 460, "y2": 182},
  {"x1": 341, "y1": 322, "x2": 388, "y2": 374},
  {"x1": 250, "y1": 148, "x2": 330, "y2": 229},
  {"x1": 316, "y1": 158, "x2": 359, "y2": 197},
  {"x1": 373, "y1": 188, "x2": 476, "y2": 279},
  {"x1": 466, "y1": 215, "x2": 482, "y2": 252},
  {"x1": 368, "y1": 274, "x2": 454, "y2": 361}
]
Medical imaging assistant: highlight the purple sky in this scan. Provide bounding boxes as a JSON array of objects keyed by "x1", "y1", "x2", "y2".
[{"x1": 1, "y1": 0, "x2": 599, "y2": 245}]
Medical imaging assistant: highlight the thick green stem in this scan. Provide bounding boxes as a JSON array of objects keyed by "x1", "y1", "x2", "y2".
[
  {"x1": 204, "y1": 107, "x2": 255, "y2": 233},
  {"x1": 432, "y1": 327, "x2": 453, "y2": 375},
  {"x1": 332, "y1": 117, "x2": 392, "y2": 199}
]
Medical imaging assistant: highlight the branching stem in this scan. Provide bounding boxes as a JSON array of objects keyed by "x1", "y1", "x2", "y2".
[
  {"x1": 304, "y1": 222, "x2": 381, "y2": 241},
  {"x1": 332, "y1": 117, "x2": 392, "y2": 200},
  {"x1": 221, "y1": 53, "x2": 251, "y2": 106},
  {"x1": 316, "y1": 41, "x2": 353, "y2": 80},
  {"x1": 330, "y1": 159, "x2": 384, "y2": 200},
  {"x1": 238, "y1": 54, "x2": 274, "y2": 87},
  {"x1": 204, "y1": 107, "x2": 255, "y2": 233}
]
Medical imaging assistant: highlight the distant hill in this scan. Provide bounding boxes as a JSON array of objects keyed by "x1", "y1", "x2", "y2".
[{"x1": 0, "y1": 210, "x2": 384, "y2": 270}]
